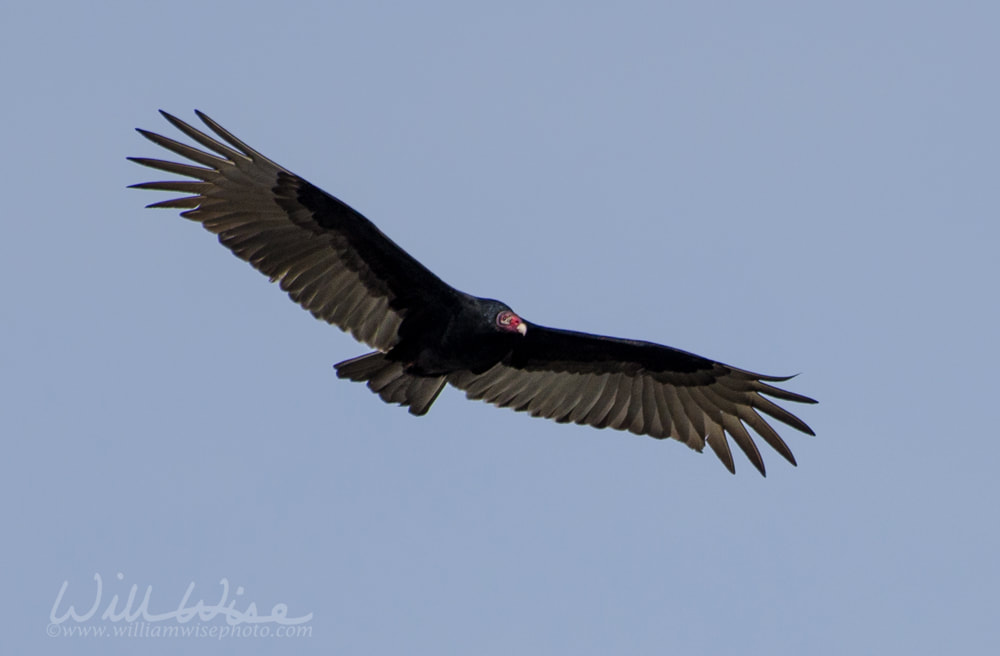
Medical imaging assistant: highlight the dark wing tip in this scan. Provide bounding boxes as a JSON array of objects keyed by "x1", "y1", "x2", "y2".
[
  {"x1": 159, "y1": 109, "x2": 196, "y2": 132},
  {"x1": 158, "y1": 109, "x2": 187, "y2": 125},
  {"x1": 775, "y1": 374, "x2": 819, "y2": 405},
  {"x1": 133, "y1": 127, "x2": 172, "y2": 148}
]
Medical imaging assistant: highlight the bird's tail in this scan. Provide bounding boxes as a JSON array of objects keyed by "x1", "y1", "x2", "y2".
[{"x1": 334, "y1": 352, "x2": 446, "y2": 416}]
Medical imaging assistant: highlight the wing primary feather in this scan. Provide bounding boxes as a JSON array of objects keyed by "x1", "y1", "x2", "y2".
[
  {"x1": 717, "y1": 371, "x2": 817, "y2": 405},
  {"x1": 129, "y1": 180, "x2": 212, "y2": 194},
  {"x1": 740, "y1": 407, "x2": 797, "y2": 466},
  {"x1": 704, "y1": 420, "x2": 735, "y2": 474},
  {"x1": 194, "y1": 110, "x2": 281, "y2": 168},
  {"x1": 675, "y1": 387, "x2": 709, "y2": 445},
  {"x1": 750, "y1": 395, "x2": 816, "y2": 436},
  {"x1": 135, "y1": 129, "x2": 231, "y2": 169},
  {"x1": 721, "y1": 413, "x2": 766, "y2": 476},
  {"x1": 128, "y1": 156, "x2": 213, "y2": 179},
  {"x1": 663, "y1": 387, "x2": 700, "y2": 448},
  {"x1": 710, "y1": 379, "x2": 815, "y2": 437},
  {"x1": 145, "y1": 196, "x2": 202, "y2": 209},
  {"x1": 683, "y1": 387, "x2": 732, "y2": 465},
  {"x1": 729, "y1": 369, "x2": 797, "y2": 383},
  {"x1": 157, "y1": 110, "x2": 248, "y2": 161},
  {"x1": 753, "y1": 380, "x2": 818, "y2": 404},
  {"x1": 690, "y1": 386, "x2": 770, "y2": 473}
]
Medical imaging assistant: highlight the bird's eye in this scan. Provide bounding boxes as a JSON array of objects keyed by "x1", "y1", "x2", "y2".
[{"x1": 497, "y1": 311, "x2": 512, "y2": 325}]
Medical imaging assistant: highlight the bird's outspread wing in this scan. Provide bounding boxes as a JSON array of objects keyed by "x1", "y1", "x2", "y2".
[
  {"x1": 130, "y1": 110, "x2": 456, "y2": 351},
  {"x1": 448, "y1": 324, "x2": 816, "y2": 475}
]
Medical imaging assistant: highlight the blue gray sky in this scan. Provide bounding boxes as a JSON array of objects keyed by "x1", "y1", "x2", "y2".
[{"x1": 3, "y1": 1, "x2": 998, "y2": 654}]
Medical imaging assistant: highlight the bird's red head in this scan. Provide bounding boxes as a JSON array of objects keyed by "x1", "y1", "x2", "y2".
[{"x1": 496, "y1": 310, "x2": 527, "y2": 336}]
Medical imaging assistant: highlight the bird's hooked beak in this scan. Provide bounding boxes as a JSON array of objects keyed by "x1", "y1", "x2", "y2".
[{"x1": 516, "y1": 321, "x2": 527, "y2": 336}]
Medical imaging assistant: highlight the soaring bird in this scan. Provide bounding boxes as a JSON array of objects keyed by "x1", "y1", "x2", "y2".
[{"x1": 131, "y1": 111, "x2": 815, "y2": 475}]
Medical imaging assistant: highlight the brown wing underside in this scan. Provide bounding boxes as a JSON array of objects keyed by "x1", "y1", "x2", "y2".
[
  {"x1": 449, "y1": 340, "x2": 815, "y2": 476},
  {"x1": 130, "y1": 111, "x2": 457, "y2": 351}
]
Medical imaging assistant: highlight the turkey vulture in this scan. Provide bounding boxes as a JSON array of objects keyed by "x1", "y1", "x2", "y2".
[{"x1": 130, "y1": 110, "x2": 816, "y2": 476}]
